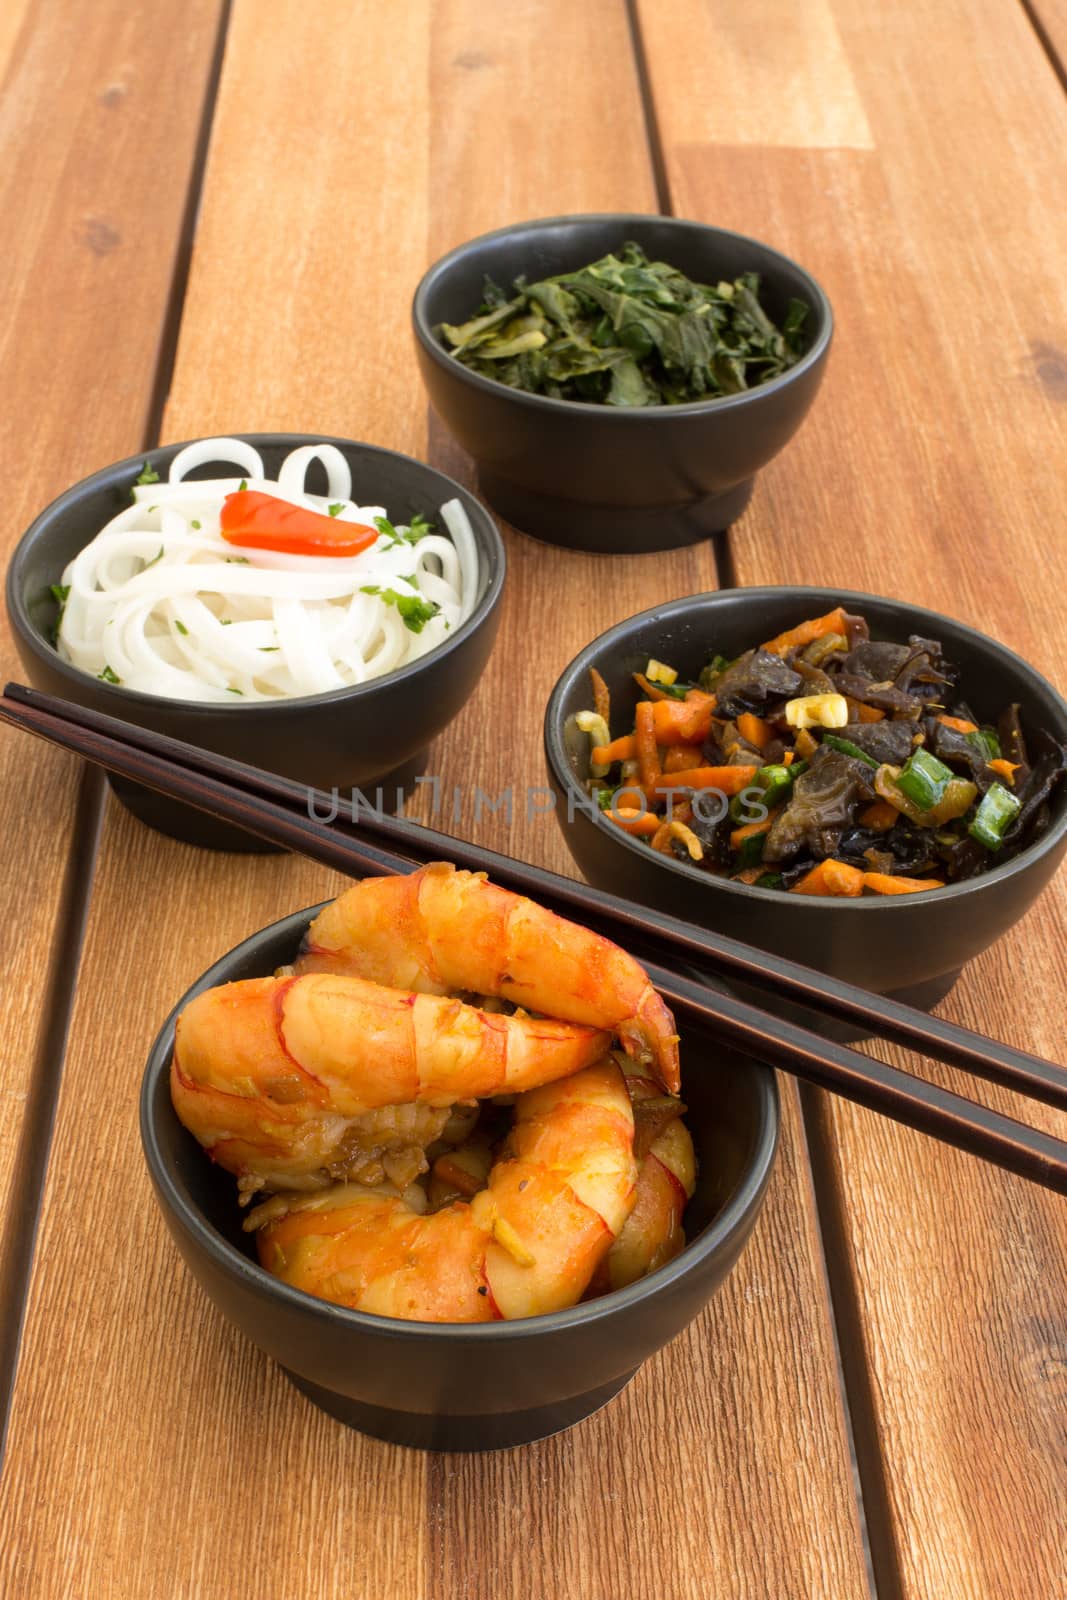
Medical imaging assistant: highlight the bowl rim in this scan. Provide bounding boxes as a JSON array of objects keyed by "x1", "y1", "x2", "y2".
[
  {"x1": 141, "y1": 902, "x2": 780, "y2": 1343},
  {"x1": 412, "y1": 212, "x2": 834, "y2": 420},
  {"x1": 544, "y1": 585, "x2": 1067, "y2": 908},
  {"x1": 6, "y1": 432, "x2": 507, "y2": 716}
]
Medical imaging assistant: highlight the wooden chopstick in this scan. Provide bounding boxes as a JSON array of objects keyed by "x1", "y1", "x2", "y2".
[
  {"x1": 3, "y1": 686, "x2": 1066, "y2": 1196},
  {"x1": 7, "y1": 681, "x2": 1067, "y2": 1114}
]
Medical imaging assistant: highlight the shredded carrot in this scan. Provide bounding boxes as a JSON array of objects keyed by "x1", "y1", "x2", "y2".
[
  {"x1": 604, "y1": 807, "x2": 661, "y2": 837},
  {"x1": 663, "y1": 743, "x2": 705, "y2": 773},
  {"x1": 790, "y1": 860, "x2": 865, "y2": 897},
  {"x1": 432, "y1": 1156, "x2": 483, "y2": 1196},
  {"x1": 794, "y1": 728, "x2": 818, "y2": 761},
  {"x1": 761, "y1": 608, "x2": 849, "y2": 658},
  {"x1": 858, "y1": 800, "x2": 899, "y2": 831},
  {"x1": 729, "y1": 810, "x2": 780, "y2": 852},
  {"x1": 846, "y1": 698, "x2": 885, "y2": 724},
  {"x1": 937, "y1": 714, "x2": 978, "y2": 735},
  {"x1": 655, "y1": 765, "x2": 758, "y2": 796},
  {"x1": 591, "y1": 734, "x2": 636, "y2": 766},
  {"x1": 737, "y1": 712, "x2": 774, "y2": 750},
  {"x1": 589, "y1": 667, "x2": 610, "y2": 726},
  {"x1": 651, "y1": 697, "x2": 714, "y2": 745},
  {"x1": 988, "y1": 758, "x2": 1021, "y2": 786},
  {"x1": 733, "y1": 866, "x2": 765, "y2": 885},
  {"x1": 632, "y1": 672, "x2": 672, "y2": 701},
  {"x1": 634, "y1": 701, "x2": 662, "y2": 792},
  {"x1": 862, "y1": 873, "x2": 945, "y2": 895},
  {"x1": 782, "y1": 750, "x2": 795, "y2": 766}
]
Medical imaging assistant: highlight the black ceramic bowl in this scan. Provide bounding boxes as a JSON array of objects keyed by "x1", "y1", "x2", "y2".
[
  {"x1": 6, "y1": 434, "x2": 505, "y2": 849},
  {"x1": 545, "y1": 588, "x2": 1067, "y2": 1010},
  {"x1": 141, "y1": 902, "x2": 779, "y2": 1452},
  {"x1": 412, "y1": 214, "x2": 832, "y2": 554}
]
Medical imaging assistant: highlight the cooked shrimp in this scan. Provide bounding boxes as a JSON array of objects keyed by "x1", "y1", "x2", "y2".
[
  {"x1": 296, "y1": 862, "x2": 680, "y2": 1091},
  {"x1": 256, "y1": 1055, "x2": 638, "y2": 1322},
  {"x1": 171, "y1": 972, "x2": 610, "y2": 1199},
  {"x1": 590, "y1": 1061, "x2": 697, "y2": 1294}
]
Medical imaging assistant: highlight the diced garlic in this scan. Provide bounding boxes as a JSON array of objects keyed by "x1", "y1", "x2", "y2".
[
  {"x1": 645, "y1": 658, "x2": 678, "y2": 685},
  {"x1": 784, "y1": 693, "x2": 849, "y2": 730},
  {"x1": 576, "y1": 709, "x2": 612, "y2": 776}
]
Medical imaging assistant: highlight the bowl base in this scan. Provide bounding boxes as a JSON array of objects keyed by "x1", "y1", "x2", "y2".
[
  {"x1": 283, "y1": 1365, "x2": 638, "y2": 1451},
  {"x1": 476, "y1": 470, "x2": 754, "y2": 554},
  {"x1": 107, "y1": 746, "x2": 431, "y2": 852}
]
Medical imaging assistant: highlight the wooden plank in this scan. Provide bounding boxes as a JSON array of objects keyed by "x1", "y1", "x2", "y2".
[
  {"x1": 0, "y1": 0, "x2": 224, "y2": 1353},
  {"x1": 639, "y1": 0, "x2": 1067, "y2": 1592},
  {"x1": 0, "y1": 3, "x2": 871, "y2": 1596},
  {"x1": 1023, "y1": 0, "x2": 1067, "y2": 82}
]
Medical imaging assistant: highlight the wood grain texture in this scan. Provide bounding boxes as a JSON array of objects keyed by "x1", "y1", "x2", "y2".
[
  {"x1": 1023, "y1": 0, "x2": 1067, "y2": 80},
  {"x1": 639, "y1": 0, "x2": 1067, "y2": 1592},
  {"x1": 0, "y1": 0, "x2": 225, "y2": 1323},
  {"x1": 0, "y1": 3, "x2": 871, "y2": 1597}
]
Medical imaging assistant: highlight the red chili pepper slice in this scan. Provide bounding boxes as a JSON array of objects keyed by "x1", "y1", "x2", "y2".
[{"x1": 219, "y1": 491, "x2": 377, "y2": 557}]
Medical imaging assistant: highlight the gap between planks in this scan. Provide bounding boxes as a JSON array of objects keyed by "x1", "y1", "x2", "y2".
[
  {"x1": 0, "y1": 0, "x2": 236, "y2": 1467},
  {"x1": 0, "y1": 766, "x2": 104, "y2": 1464}
]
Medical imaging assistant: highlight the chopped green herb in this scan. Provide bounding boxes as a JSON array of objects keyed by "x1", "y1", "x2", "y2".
[
  {"x1": 260, "y1": 646, "x2": 280, "y2": 652},
  {"x1": 226, "y1": 686, "x2": 244, "y2": 695},
  {"x1": 147, "y1": 505, "x2": 158, "y2": 514},
  {"x1": 405, "y1": 512, "x2": 434, "y2": 542},
  {"x1": 135, "y1": 462, "x2": 160, "y2": 486},
  {"x1": 191, "y1": 519, "x2": 202, "y2": 530},
  {"x1": 328, "y1": 503, "x2": 344, "y2": 517},
  {"x1": 237, "y1": 479, "x2": 248, "y2": 492},
  {"x1": 373, "y1": 516, "x2": 398, "y2": 541},
  {"x1": 359, "y1": 584, "x2": 441, "y2": 633},
  {"x1": 594, "y1": 787, "x2": 616, "y2": 811},
  {"x1": 754, "y1": 872, "x2": 784, "y2": 890},
  {"x1": 143, "y1": 546, "x2": 165, "y2": 570},
  {"x1": 174, "y1": 620, "x2": 189, "y2": 636},
  {"x1": 98, "y1": 665, "x2": 121, "y2": 684},
  {"x1": 49, "y1": 583, "x2": 71, "y2": 644},
  {"x1": 224, "y1": 556, "x2": 251, "y2": 564},
  {"x1": 220, "y1": 618, "x2": 232, "y2": 626}
]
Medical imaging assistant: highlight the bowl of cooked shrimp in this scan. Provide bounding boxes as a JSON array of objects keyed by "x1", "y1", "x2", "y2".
[{"x1": 141, "y1": 864, "x2": 779, "y2": 1451}]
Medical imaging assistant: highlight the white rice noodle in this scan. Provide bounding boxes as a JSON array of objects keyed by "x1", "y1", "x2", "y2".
[{"x1": 55, "y1": 438, "x2": 479, "y2": 702}]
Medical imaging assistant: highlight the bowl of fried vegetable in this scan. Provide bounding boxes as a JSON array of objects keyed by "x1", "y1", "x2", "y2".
[
  {"x1": 412, "y1": 215, "x2": 832, "y2": 554},
  {"x1": 141, "y1": 896, "x2": 779, "y2": 1452},
  {"x1": 544, "y1": 588, "x2": 1067, "y2": 1010}
]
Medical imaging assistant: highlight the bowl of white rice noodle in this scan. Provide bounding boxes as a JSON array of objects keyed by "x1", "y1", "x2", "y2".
[{"x1": 7, "y1": 435, "x2": 506, "y2": 849}]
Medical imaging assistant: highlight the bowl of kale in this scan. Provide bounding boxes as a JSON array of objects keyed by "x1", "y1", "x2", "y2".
[{"x1": 412, "y1": 215, "x2": 832, "y2": 553}]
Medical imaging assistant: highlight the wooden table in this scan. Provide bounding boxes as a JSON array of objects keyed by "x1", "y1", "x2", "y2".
[{"x1": 1, "y1": 2, "x2": 1065, "y2": 1595}]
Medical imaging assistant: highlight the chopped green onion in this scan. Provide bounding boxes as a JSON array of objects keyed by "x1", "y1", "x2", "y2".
[
  {"x1": 143, "y1": 546, "x2": 164, "y2": 570},
  {"x1": 226, "y1": 686, "x2": 244, "y2": 695},
  {"x1": 699, "y1": 653, "x2": 731, "y2": 691},
  {"x1": 736, "y1": 829, "x2": 768, "y2": 868},
  {"x1": 237, "y1": 479, "x2": 248, "y2": 492},
  {"x1": 328, "y1": 503, "x2": 344, "y2": 517},
  {"x1": 754, "y1": 872, "x2": 783, "y2": 890},
  {"x1": 174, "y1": 620, "x2": 189, "y2": 636},
  {"x1": 191, "y1": 519, "x2": 202, "y2": 530},
  {"x1": 896, "y1": 748, "x2": 954, "y2": 811},
  {"x1": 134, "y1": 461, "x2": 159, "y2": 486},
  {"x1": 968, "y1": 782, "x2": 1021, "y2": 850},
  {"x1": 967, "y1": 728, "x2": 1002, "y2": 762},
  {"x1": 594, "y1": 787, "x2": 616, "y2": 811},
  {"x1": 98, "y1": 665, "x2": 121, "y2": 684},
  {"x1": 729, "y1": 760, "x2": 806, "y2": 824},
  {"x1": 822, "y1": 734, "x2": 879, "y2": 769},
  {"x1": 50, "y1": 582, "x2": 70, "y2": 609}
]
